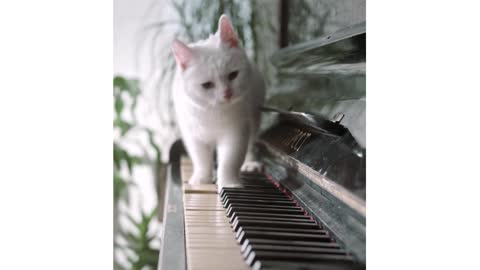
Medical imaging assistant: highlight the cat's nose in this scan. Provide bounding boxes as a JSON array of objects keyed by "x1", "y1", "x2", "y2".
[{"x1": 224, "y1": 88, "x2": 233, "y2": 101}]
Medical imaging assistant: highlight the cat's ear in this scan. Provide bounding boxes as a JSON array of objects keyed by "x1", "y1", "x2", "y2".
[
  {"x1": 172, "y1": 39, "x2": 193, "y2": 71},
  {"x1": 217, "y1": 14, "x2": 239, "y2": 48}
]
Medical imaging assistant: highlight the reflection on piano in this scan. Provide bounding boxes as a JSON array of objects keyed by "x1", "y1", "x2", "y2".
[{"x1": 159, "y1": 21, "x2": 366, "y2": 270}]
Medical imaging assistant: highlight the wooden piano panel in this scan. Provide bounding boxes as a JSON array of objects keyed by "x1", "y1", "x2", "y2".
[{"x1": 180, "y1": 159, "x2": 250, "y2": 270}]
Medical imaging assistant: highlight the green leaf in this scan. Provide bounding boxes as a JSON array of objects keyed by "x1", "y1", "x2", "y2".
[
  {"x1": 145, "y1": 129, "x2": 162, "y2": 163},
  {"x1": 114, "y1": 172, "x2": 131, "y2": 202},
  {"x1": 113, "y1": 76, "x2": 129, "y2": 91},
  {"x1": 114, "y1": 76, "x2": 140, "y2": 96},
  {"x1": 124, "y1": 212, "x2": 140, "y2": 228},
  {"x1": 114, "y1": 118, "x2": 133, "y2": 136},
  {"x1": 120, "y1": 230, "x2": 141, "y2": 249},
  {"x1": 113, "y1": 142, "x2": 143, "y2": 176},
  {"x1": 117, "y1": 207, "x2": 160, "y2": 269},
  {"x1": 113, "y1": 143, "x2": 124, "y2": 170},
  {"x1": 115, "y1": 96, "x2": 124, "y2": 116}
]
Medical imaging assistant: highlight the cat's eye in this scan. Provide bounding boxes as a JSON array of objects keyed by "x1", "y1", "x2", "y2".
[
  {"x1": 201, "y1": 81, "x2": 214, "y2": 90},
  {"x1": 228, "y1": 70, "x2": 239, "y2": 81}
]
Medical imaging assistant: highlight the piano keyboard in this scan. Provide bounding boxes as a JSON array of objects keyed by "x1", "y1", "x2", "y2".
[
  {"x1": 180, "y1": 158, "x2": 359, "y2": 270},
  {"x1": 182, "y1": 158, "x2": 250, "y2": 270}
]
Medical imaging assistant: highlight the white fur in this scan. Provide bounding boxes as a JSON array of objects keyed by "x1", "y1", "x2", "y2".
[{"x1": 172, "y1": 15, "x2": 265, "y2": 191}]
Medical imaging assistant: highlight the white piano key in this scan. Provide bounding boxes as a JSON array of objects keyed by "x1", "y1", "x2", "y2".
[{"x1": 182, "y1": 173, "x2": 248, "y2": 270}]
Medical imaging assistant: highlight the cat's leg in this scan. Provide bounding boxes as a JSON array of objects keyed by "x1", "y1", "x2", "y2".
[
  {"x1": 185, "y1": 138, "x2": 214, "y2": 184},
  {"x1": 216, "y1": 132, "x2": 249, "y2": 191},
  {"x1": 241, "y1": 140, "x2": 263, "y2": 172},
  {"x1": 241, "y1": 110, "x2": 264, "y2": 172}
]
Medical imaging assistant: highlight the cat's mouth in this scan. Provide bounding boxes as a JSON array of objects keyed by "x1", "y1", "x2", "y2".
[
  {"x1": 215, "y1": 94, "x2": 244, "y2": 106},
  {"x1": 224, "y1": 89, "x2": 233, "y2": 101}
]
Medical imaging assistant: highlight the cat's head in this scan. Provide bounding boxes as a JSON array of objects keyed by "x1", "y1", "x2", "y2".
[{"x1": 172, "y1": 15, "x2": 250, "y2": 108}]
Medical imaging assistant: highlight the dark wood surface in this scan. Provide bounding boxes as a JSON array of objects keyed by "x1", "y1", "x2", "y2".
[{"x1": 260, "y1": 139, "x2": 366, "y2": 264}]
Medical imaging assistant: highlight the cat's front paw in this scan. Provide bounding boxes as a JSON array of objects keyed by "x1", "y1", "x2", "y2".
[
  {"x1": 216, "y1": 174, "x2": 243, "y2": 193},
  {"x1": 241, "y1": 161, "x2": 264, "y2": 172},
  {"x1": 188, "y1": 174, "x2": 213, "y2": 185}
]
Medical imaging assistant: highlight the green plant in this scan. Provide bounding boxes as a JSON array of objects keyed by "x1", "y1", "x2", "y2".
[
  {"x1": 114, "y1": 75, "x2": 162, "y2": 269},
  {"x1": 115, "y1": 208, "x2": 160, "y2": 270}
]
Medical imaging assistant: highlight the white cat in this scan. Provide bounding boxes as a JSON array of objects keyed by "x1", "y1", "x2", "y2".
[{"x1": 171, "y1": 14, "x2": 265, "y2": 191}]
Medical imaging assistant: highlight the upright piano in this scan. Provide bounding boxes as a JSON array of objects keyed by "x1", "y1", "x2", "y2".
[{"x1": 159, "y1": 22, "x2": 366, "y2": 270}]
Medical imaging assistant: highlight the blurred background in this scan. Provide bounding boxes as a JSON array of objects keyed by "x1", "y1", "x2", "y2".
[{"x1": 113, "y1": 0, "x2": 365, "y2": 269}]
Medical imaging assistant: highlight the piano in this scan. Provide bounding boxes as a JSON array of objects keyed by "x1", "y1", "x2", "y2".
[{"x1": 159, "y1": 21, "x2": 366, "y2": 270}]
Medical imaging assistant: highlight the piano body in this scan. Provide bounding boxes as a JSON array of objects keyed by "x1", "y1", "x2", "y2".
[{"x1": 159, "y1": 20, "x2": 366, "y2": 270}]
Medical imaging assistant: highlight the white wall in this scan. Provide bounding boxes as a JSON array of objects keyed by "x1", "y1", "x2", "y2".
[{"x1": 114, "y1": 0, "x2": 170, "y2": 266}]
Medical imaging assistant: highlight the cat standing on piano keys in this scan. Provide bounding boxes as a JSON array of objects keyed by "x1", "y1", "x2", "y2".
[{"x1": 171, "y1": 14, "x2": 266, "y2": 192}]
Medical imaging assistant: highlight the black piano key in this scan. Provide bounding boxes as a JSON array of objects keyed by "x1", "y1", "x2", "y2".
[
  {"x1": 221, "y1": 187, "x2": 282, "y2": 192},
  {"x1": 236, "y1": 227, "x2": 328, "y2": 243},
  {"x1": 223, "y1": 197, "x2": 288, "y2": 205},
  {"x1": 230, "y1": 211, "x2": 311, "y2": 223},
  {"x1": 246, "y1": 244, "x2": 346, "y2": 254},
  {"x1": 221, "y1": 187, "x2": 282, "y2": 193},
  {"x1": 222, "y1": 194, "x2": 289, "y2": 202},
  {"x1": 241, "y1": 239, "x2": 340, "y2": 253},
  {"x1": 220, "y1": 190, "x2": 284, "y2": 199},
  {"x1": 232, "y1": 215, "x2": 314, "y2": 222},
  {"x1": 227, "y1": 203, "x2": 301, "y2": 211},
  {"x1": 224, "y1": 197, "x2": 293, "y2": 203},
  {"x1": 226, "y1": 202, "x2": 296, "y2": 210},
  {"x1": 221, "y1": 187, "x2": 278, "y2": 193},
  {"x1": 221, "y1": 194, "x2": 291, "y2": 202},
  {"x1": 220, "y1": 173, "x2": 362, "y2": 269},
  {"x1": 224, "y1": 201, "x2": 296, "y2": 209},
  {"x1": 237, "y1": 230, "x2": 333, "y2": 244},
  {"x1": 242, "y1": 244, "x2": 347, "y2": 259},
  {"x1": 226, "y1": 206, "x2": 304, "y2": 217},
  {"x1": 236, "y1": 184, "x2": 274, "y2": 189},
  {"x1": 241, "y1": 185, "x2": 276, "y2": 189},
  {"x1": 231, "y1": 215, "x2": 313, "y2": 225},
  {"x1": 232, "y1": 219, "x2": 319, "y2": 231},
  {"x1": 252, "y1": 260, "x2": 362, "y2": 270},
  {"x1": 236, "y1": 226, "x2": 327, "y2": 239},
  {"x1": 221, "y1": 191, "x2": 285, "y2": 200},
  {"x1": 245, "y1": 251, "x2": 353, "y2": 267},
  {"x1": 223, "y1": 195, "x2": 290, "y2": 202},
  {"x1": 237, "y1": 184, "x2": 273, "y2": 189},
  {"x1": 225, "y1": 196, "x2": 293, "y2": 203},
  {"x1": 223, "y1": 198, "x2": 297, "y2": 208}
]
